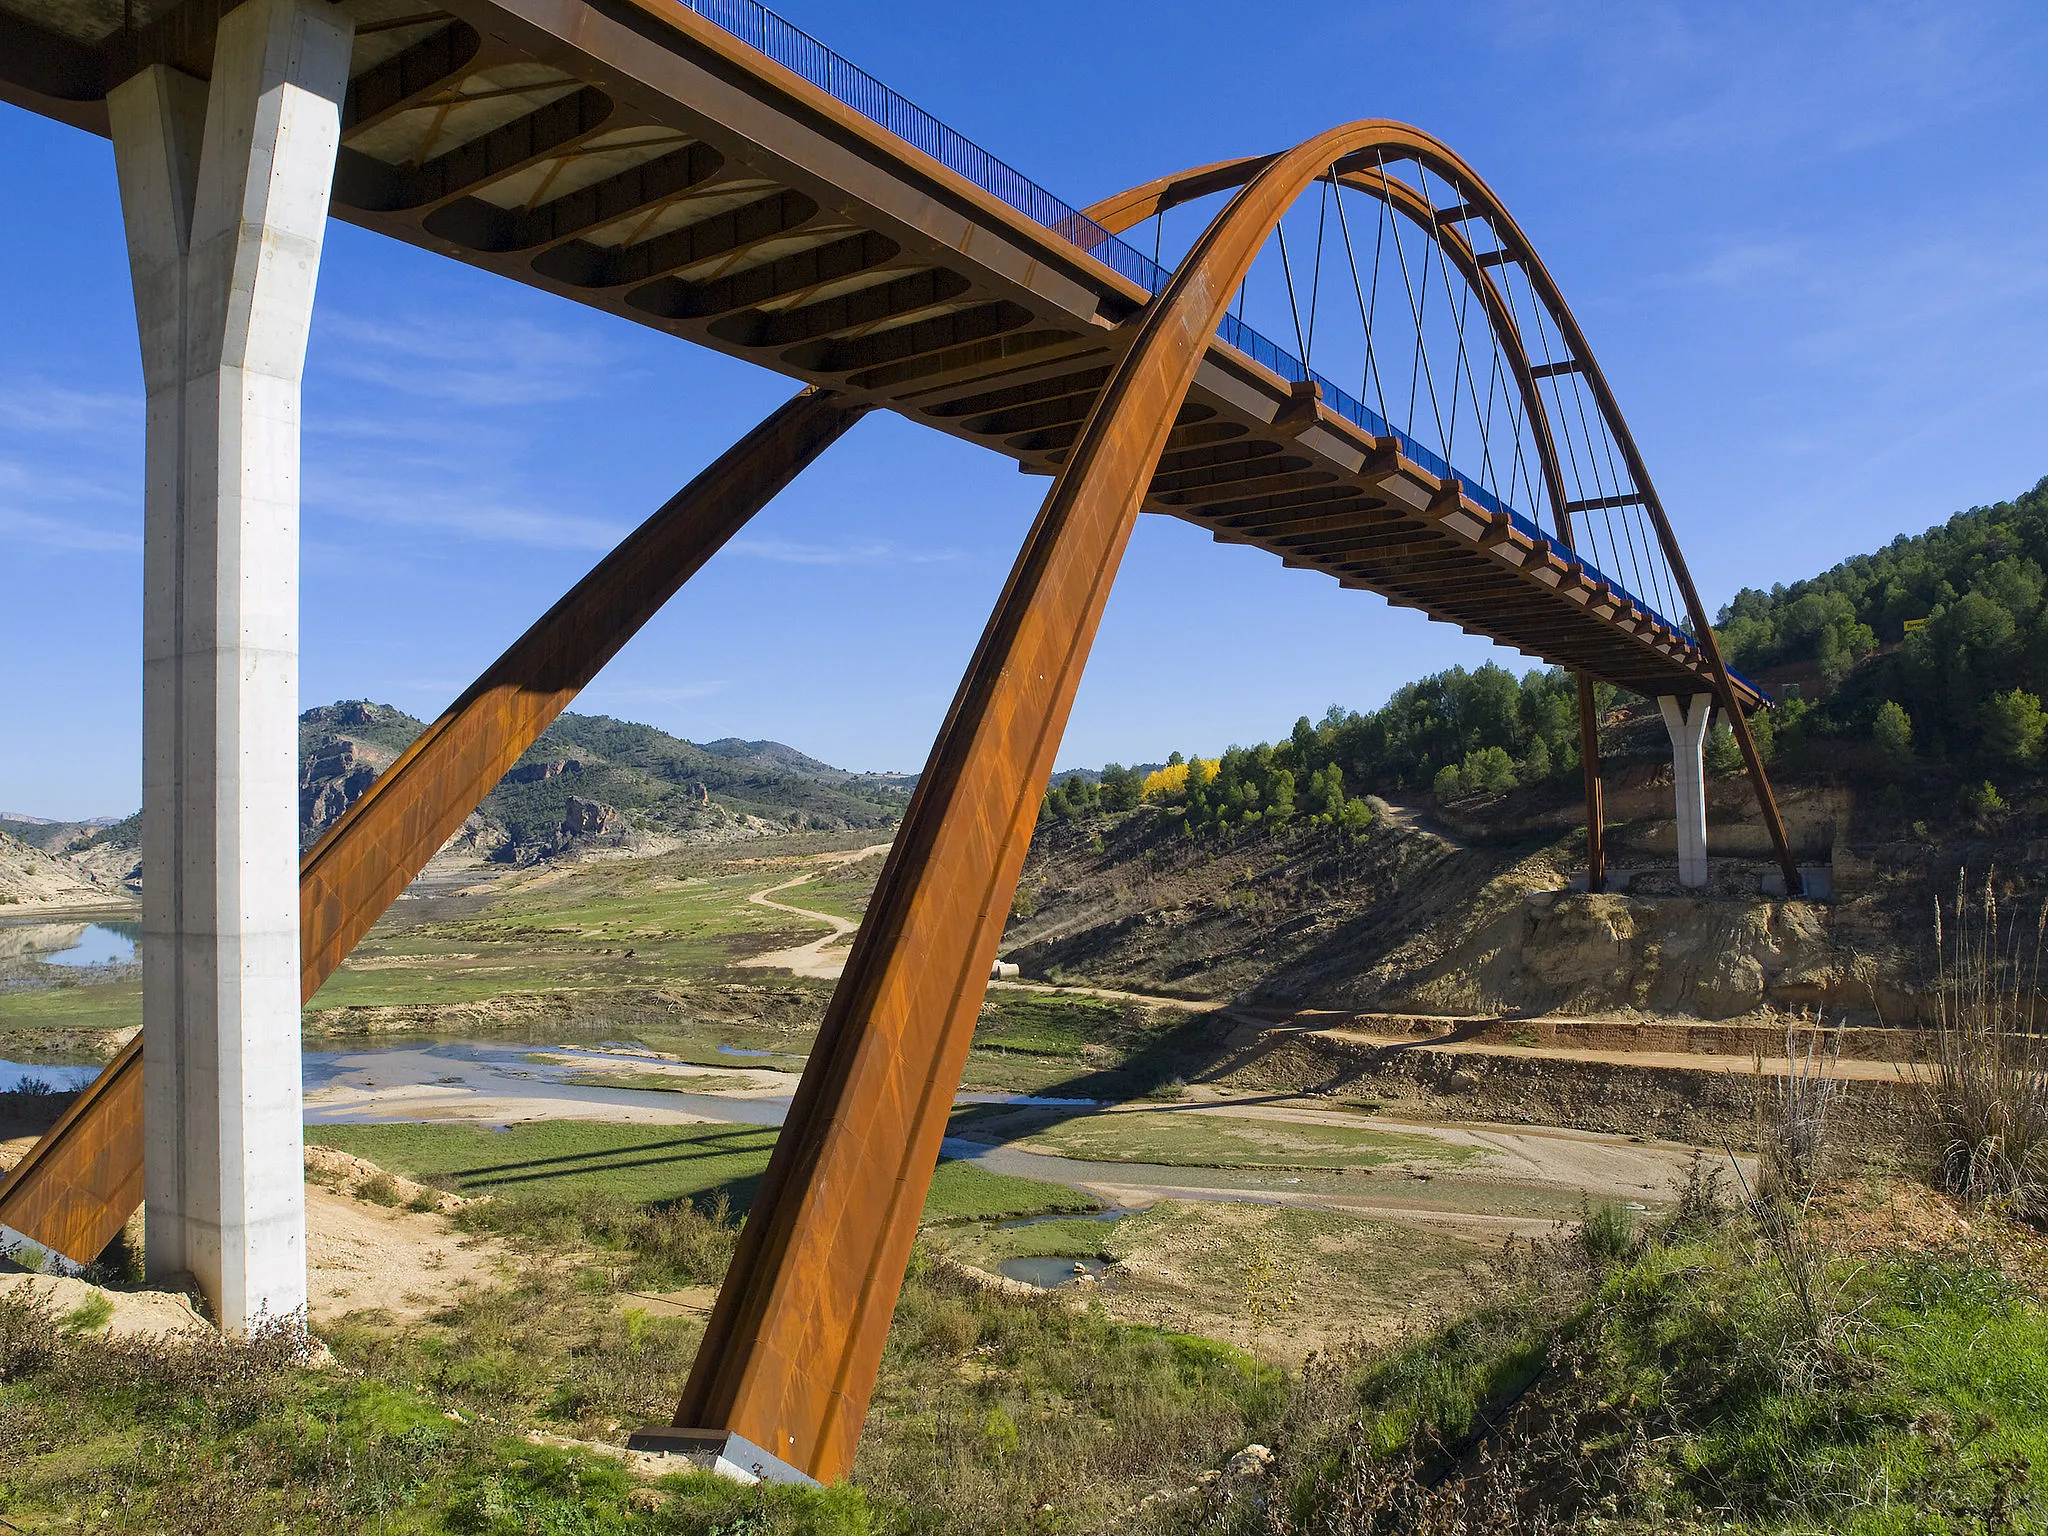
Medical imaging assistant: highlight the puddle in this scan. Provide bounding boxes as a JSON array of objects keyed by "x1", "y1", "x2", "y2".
[
  {"x1": 46, "y1": 923, "x2": 140, "y2": 968},
  {"x1": 715, "y1": 1044, "x2": 778, "y2": 1058},
  {"x1": 999, "y1": 1256, "x2": 1112, "y2": 1289}
]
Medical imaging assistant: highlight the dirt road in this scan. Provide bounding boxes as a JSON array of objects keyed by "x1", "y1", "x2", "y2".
[{"x1": 734, "y1": 842, "x2": 890, "y2": 980}]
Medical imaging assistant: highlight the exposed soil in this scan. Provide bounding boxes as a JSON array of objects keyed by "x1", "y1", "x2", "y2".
[{"x1": 733, "y1": 842, "x2": 890, "y2": 980}]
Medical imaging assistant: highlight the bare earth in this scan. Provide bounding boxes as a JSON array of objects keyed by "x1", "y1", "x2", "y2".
[{"x1": 733, "y1": 842, "x2": 890, "y2": 980}]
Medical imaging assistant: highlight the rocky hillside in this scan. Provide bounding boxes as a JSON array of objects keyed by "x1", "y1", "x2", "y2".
[
  {"x1": 300, "y1": 700, "x2": 911, "y2": 864},
  {"x1": 1003, "y1": 693, "x2": 2038, "y2": 1024},
  {"x1": 0, "y1": 822, "x2": 138, "y2": 909}
]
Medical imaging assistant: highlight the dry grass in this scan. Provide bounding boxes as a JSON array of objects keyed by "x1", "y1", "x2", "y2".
[{"x1": 1915, "y1": 871, "x2": 2048, "y2": 1221}]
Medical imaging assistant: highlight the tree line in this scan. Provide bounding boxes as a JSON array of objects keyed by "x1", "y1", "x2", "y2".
[
  {"x1": 1042, "y1": 475, "x2": 2048, "y2": 832},
  {"x1": 1717, "y1": 476, "x2": 2048, "y2": 773}
]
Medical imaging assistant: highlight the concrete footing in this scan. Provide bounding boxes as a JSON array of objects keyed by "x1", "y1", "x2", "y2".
[
  {"x1": 623, "y1": 1428, "x2": 821, "y2": 1486},
  {"x1": 109, "y1": 0, "x2": 352, "y2": 1329}
]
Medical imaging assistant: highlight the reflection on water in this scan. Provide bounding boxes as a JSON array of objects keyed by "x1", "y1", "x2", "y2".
[
  {"x1": 47, "y1": 924, "x2": 140, "y2": 967},
  {"x1": 0, "y1": 919, "x2": 141, "y2": 993},
  {"x1": 301, "y1": 1041, "x2": 795, "y2": 1126}
]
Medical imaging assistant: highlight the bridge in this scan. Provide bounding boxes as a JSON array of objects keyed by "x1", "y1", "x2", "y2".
[{"x1": 0, "y1": 0, "x2": 1799, "y2": 1486}]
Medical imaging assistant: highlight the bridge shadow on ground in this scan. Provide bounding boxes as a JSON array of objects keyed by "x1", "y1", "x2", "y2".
[{"x1": 947, "y1": 1001, "x2": 1462, "y2": 1151}]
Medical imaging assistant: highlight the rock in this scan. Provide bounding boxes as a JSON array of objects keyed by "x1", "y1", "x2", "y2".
[
  {"x1": 502, "y1": 759, "x2": 584, "y2": 786},
  {"x1": 1225, "y1": 1445, "x2": 1274, "y2": 1479},
  {"x1": 562, "y1": 796, "x2": 621, "y2": 837}
]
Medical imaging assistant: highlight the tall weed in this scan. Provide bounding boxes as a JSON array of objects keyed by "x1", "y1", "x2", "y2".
[{"x1": 1915, "y1": 871, "x2": 2048, "y2": 1220}]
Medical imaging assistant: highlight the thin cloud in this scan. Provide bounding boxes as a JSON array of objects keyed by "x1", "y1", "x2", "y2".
[
  {"x1": 310, "y1": 477, "x2": 628, "y2": 551},
  {"x1": 0, "y1": 507, "x2": 142, "y2": 553},
  {"x1": 314, "y1": 311, "x2": 614, "y2": 408},
  {"x1": 0, "y1": 381, "x2": 140, "y2": 435},
  {"x1": 728, "y1": 537, "x2": 964, "y2": 566}
]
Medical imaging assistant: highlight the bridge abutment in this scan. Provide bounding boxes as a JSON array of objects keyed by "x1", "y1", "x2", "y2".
[
  {"x1": 1658, "y1": 694, "x2": 1714, "y2": 889},
  {"x1": 109, "y1": 0, "x2": 352, "y2": 1329}
]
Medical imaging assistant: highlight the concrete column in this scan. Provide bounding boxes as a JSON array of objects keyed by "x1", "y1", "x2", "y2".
[
  {"x1": 110, "y1": 0, "x2": 352, "y2": 1329},
  {"x1": 1658, "y1": 694, "x2": 1713, "y2": 890}
]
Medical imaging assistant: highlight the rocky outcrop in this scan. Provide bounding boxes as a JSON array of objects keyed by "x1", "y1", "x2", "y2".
[
  {"x1": 300, "y1": 734, "x2": 379, "y2": 845},
  {"x1": 501, "y1": 759, "x2": 584, "y2": 786},
  {"x1": 561, "y1": 796, "x2": 620, "y2": 837}
]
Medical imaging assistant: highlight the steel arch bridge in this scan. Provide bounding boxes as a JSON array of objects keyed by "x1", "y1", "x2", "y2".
[{"x1": 1, "y1": 0, "x2": 1798, "y2": 1486}]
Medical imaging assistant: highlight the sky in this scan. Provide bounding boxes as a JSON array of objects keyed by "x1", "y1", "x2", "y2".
[{"x1": 3, "y1": 0, "x2": 2045, "y2": 818}]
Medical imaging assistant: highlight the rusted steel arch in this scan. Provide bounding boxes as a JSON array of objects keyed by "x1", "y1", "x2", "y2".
[
  {"x1": 0, "y1": 388, "x2": 869, "y2": 1266},
  {"x1": 658, "y1": 119, "x2": 1541, "y2": 1486},
  {"x1": 1085, "y1": 139, "x2": 1800, "y2": 892}
]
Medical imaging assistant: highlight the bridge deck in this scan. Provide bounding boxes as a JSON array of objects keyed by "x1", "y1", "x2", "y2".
[{"x1": 1, "y1": 0, "x2": 1755, "y2": 706}]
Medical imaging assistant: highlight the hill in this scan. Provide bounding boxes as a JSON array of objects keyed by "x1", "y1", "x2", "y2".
[
  {"x1": 299, "y1": 700, "x2": 910, "y2": 864},
  {"x1": 1013, "y1": 476, "x2": 2048, "y2": 1023}
]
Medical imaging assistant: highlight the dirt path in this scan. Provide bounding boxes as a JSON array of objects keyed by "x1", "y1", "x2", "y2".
[
  {"x1": 1318, "y1": 1026, "x2": 1913, "y2": 1082},
  {"x1": 305, "y1": 1185, "x2": 506, "y2": 1324},
  {"x1": 734, "y1": 842, "x2": 890, "y2": 980},
  {"x1": 986, "y1": 978, "x2": 1229, "y2": 1012}
]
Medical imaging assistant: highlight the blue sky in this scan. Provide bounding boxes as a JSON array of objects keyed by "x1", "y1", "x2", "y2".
[{"x1": 3, "y1": 0, "x2": 2045, "y2": 818}]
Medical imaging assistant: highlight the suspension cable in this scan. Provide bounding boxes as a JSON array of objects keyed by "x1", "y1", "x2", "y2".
[
  {"x1": 1276, "y1": 217, "x2": 1307, "y2": 364},
  {"x1": 1376, "y1": 153, "x2": 1448, "y2": 461}
]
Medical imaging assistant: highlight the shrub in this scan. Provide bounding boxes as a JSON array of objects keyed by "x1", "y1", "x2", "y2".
[
  {"x1": 1983, "y1": 688, "x2": 2047, "y2": 767},
  {"x1": 1874, "y1": 699, "x2": 1914, "y2": 761},
  {"x1": 1960, "y1": 780, "x2": 2007, "y2": 817},
  {"x1": 1577, "y1": 1200, "x2": 1638, "y2": 1265},
  {"x1": 1704, "y1": 722, "x2": 1744, "y2": 777}
]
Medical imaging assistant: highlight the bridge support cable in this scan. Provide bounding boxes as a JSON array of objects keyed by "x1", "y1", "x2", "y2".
[{"x1": 0, "y1": 388, "x2": 868, "y2": 1269}]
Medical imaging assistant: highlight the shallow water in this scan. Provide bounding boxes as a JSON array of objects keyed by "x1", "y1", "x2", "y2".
[
  {"x1": 301, "y1": 1041, "x2": 794, "y2": 1126},
  {"x1": 46, "y1": 923, "x2": 139, "y2": 968},
  {"x1": 999, "y1": 1255, "x2": 1112, "y2": 1288}
]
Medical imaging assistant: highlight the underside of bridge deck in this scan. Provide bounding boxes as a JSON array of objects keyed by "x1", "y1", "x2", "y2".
[{"x1": 3, "y1": 0, "x2": 1754, "y2": 707}]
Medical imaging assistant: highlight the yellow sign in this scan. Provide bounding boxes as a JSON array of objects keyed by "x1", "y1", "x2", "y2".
[{"x1": 1903, "y1": 617, "x2": 1928, "y2": 633}]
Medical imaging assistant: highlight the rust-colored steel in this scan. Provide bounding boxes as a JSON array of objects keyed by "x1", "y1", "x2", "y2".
[
  {"x1": 300, "y1": 386, "x2": 869, "y2": 994},
  {"x1": 1578, "y1": 675, "x2": 1606, "y2": 894},
  {"x1": 0, "y1": 1033, "x2": 142, "y2": 1263},
  {"x1": 670, "y1": 121, "x2": 1484, "y2": 1486},
  {"x1": 0, "y1": 388, "x2": 866, "y2": 1265},
  {"x1": 1088, "y1": 147, "x2": 1801, "y2": 893}
]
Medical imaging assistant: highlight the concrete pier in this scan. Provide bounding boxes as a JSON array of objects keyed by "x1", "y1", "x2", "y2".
[
  {"x1": 110, "y1": 0, "x2": 351, "y2": 1329},
  {"x1": 1658, "y1": 694, "x2": 1713, "y2": 890}
]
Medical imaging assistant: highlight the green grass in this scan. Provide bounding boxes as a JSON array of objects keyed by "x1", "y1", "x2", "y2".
[
  {"x1": 1256, "y1": 1211, "x2": 2048, "y2": 1534},
  {"x1": 307, "y1": 1120, "x2": 1094, "y2": 1223},
  {"x1": 970, "y1": 992, "x2": 1123, "y2": 1058},
  {"x1": 0, "y1": 1282, "x2": 887, "y2": 1533},
  {"x1": 0, "y1": 977, "x2": 141, "y2": 1032},
  {"x1": 973, "y1": 1106, "x2": 1477, "y2": 1171}
]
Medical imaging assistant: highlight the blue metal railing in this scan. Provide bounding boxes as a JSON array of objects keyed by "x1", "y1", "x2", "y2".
[{"x1": 675, "y1": 0, "x2": 1721, "y2": 671}]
